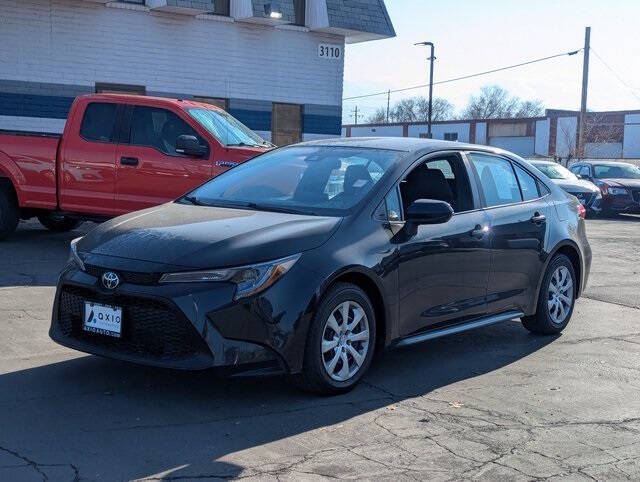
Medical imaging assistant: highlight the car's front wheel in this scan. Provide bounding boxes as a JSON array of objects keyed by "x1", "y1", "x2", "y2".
[
  {"x1": 293, "y1": 283, "x2": 376, "y2": 395},
  {"x1": 522, "y1": 254, "x2": 576, "y2": 335}
]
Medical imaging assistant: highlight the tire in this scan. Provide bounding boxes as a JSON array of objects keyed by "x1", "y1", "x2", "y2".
[
  {"x1": 38, "y1": 213, "x2": 80, "y2": 232},
  {"x1": 292, "y1": 282, "x2": 377, "y2": 395},
  {"x1": 522, "y1": 254, "x2": 576, "y2": 335},
  {"x1": 0, "y1": 180, "x2": 19, "y2": 240}
]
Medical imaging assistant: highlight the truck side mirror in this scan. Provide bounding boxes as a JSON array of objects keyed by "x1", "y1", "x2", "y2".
[{"x1": 176, "y1": 135, "x2": 208, "y2": 158}]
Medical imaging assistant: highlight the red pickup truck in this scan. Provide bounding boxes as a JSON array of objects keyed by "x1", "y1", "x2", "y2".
[{"x1": 0, "y1": 94, "x2": 271, "y2": 239}]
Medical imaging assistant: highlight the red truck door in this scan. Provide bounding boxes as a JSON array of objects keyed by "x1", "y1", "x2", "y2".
[
  {"x1": 114, "y1": 105, "x2": 212, "y2": 214},
  {"x1": 58, "y1": 102, "x2": 121, "y2": 216}
]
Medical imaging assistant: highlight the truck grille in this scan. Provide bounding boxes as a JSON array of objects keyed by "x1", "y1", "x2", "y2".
[
  {"x1": 56, "y1": 286, "x2": 210, "y2": 361},
  {"x1": 568, "y1": 191, "x2": 594, "y2": 206},
  {"x1": 85, "y1": 265, "x2": 161, "y2": 285}
]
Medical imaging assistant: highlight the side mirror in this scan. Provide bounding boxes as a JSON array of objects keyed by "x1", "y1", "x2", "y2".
[
  {"x1": 406, "y1": 199, "x2": 454, "y2": 225},
  {"x1": 176, "y1": 135, "x2": 208, "y2": 158}
]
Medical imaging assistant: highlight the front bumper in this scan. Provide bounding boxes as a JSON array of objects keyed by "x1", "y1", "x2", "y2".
[
  {"x1": 50, "y1": 255, "x2": 320, "y2": 375},
  {"x1": 600, "y1": 192, "x2": 640, "y2": 214}
]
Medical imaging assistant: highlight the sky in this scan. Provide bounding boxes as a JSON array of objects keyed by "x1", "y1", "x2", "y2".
[{"x1": 342, "y1": 0, "x2": 640, "y2": 124}]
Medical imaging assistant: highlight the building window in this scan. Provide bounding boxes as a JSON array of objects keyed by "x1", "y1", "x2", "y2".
[
  {"x1": 192, "y1": 97, "x2": 229, "y2": 111},
  {"x1": 96, "y1": 82, "x2": 145, "y2": 95},
  {"x1": 212, "y1": 0, "x2": 230, "y2": 16},
  {"x1": 293, "y1": 0, "x2": 306, "y2": 26},
  {"x1": 272, "y1": 103, "x2": 302, "y2": 146},
  {"x1": 444, "y1": 132, "x2": 458, "y2": 141}
]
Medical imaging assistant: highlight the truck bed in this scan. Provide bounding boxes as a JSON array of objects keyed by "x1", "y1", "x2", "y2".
[{"x1": 0, "y1": 131, "x2": 60, "y2": 210}]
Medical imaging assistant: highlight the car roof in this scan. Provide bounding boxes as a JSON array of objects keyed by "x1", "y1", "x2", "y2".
[
  {"x1": 529, "y1": 160, "x2": 557, "y2": 166},
  {"x1": 579, "y1": 160, "x2": 634, "y2": 166},
  {"x1": 297, "y1": 136, "x2": 508, "y2": 156}
]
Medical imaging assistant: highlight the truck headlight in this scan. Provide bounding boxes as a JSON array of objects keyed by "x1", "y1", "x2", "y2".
[
  {"x1": 68, "y1": 237, "x2": 85, "y2": 271},
  {"x1": 159, "y1": 254, "x2": 301, "y2": 300}
]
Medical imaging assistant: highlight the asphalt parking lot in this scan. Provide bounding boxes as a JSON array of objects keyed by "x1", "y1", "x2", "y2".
[{"x1": 1, "y1": 216, "x2": 639, "y2": 481}]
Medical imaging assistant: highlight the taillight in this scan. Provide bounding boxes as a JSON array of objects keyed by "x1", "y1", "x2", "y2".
[{"x1": 577, "y1": 204, "x2": 586, "y2": 219}]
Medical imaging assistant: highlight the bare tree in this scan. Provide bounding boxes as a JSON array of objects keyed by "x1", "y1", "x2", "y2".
[
  {"x1": 557, "y1": 113, "x2": 624, "y2": 163},
  {"x1": 462, "y1": 85, "x2": 544, "y2": 119},
  {"x1": 365, "y1": 96, "x2": 454, "y2": 124}
]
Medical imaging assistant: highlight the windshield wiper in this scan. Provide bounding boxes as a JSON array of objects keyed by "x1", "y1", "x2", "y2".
[
  {"x1": 182, "y1": 195, "x2": 209, "y2": 206},
  {"x1": 226, "y1": 142, "x2": 257, "y2": 147},
  {"x1": 248, "y1": 204, "x2": 316, "y2": 216}
]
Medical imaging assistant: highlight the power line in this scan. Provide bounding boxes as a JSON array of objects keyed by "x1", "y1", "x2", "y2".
[
  {"x1": 590, "y1": 48, "x2": 640, "y2": 103},
  {"x1": 343, "y1": 48, "x2": 582, "y2": 101}
]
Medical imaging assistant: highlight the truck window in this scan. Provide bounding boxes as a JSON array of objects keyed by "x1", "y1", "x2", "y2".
[
  {"x1": 130, "y1": 106, "x2": 206, "y2": 156},
  {"x1": 79, "y1": 103, "x2": 118, "y2": 142}
]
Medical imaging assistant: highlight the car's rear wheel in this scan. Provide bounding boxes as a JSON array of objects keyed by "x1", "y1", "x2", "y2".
[
  {"x1": 0, "y1": 180, "x2": 20, "y2": 240},
  {"x1": 38, "y1": 213, "x2": 81, "y2": 232},
  {"x1": 522, "y1": 254, "x2": 576, "y2": 335},
  {"x1": 293, "y1": 283, "x2": 376, "y2": 395}
]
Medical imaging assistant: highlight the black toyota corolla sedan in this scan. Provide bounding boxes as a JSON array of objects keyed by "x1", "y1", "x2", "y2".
[{"x1": 50, "y1": 138, "x2": 591, "y2": 394}]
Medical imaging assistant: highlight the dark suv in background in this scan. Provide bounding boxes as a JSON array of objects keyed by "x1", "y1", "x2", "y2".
[
  {"x1": 569, "y1": 161, "x2": 640, "y2": 215},
  {"x1": 50, "y1": 138, "x2": 591, "y2": 394}
]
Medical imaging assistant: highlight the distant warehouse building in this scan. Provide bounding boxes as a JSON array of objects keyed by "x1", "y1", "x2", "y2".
[
  {"x1": 0, "y1": 0, "x2": 394, "y2": 144},
  {"x1": 343, "y1": 109, "x2": 640, "y2": 159}
]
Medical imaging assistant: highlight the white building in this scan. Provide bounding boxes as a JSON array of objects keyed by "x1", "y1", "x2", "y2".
[
  {"x1": 0, "y1": 0, "x2": 394, "y2": 145},
  {"x1": 343, "y1": 109, "x2": 640, "y2": 159}
]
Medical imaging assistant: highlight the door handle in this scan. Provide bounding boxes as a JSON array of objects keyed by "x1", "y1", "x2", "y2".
[
  {"x1": 530, "y1": 212, "x2": 546, "y2": 224},
  {"x1": 120, "y1": 157, "x2": 139, "y2": 166},
  {"x1": 470, "y1": 224, "x2": 488, "y2": 239}
]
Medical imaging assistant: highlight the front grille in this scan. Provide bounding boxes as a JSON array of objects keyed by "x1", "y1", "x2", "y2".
[
  {"x1": 568, "y1": 191, "x2": 594, "y2": 206},
  {"x1": 85, "y1": 265, "x2": 161, "y2": 285},
  {"x1": 57, "y1": 286, "x2": 211, "y2": 360}
]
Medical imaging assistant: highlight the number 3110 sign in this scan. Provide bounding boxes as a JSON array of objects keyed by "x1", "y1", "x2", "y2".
[{"x1": 318, "y1": 44, "x2": 342, "y2": 59}]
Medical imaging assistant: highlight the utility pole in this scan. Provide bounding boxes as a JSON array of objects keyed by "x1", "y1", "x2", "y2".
[
  {"x1": 352, "y1": 106, "x2": 358, "y2": 125},
  {"x1": 577, "y1": 26, "x2": 591, "y2": 159},
  {"x1": 386, "y1": 89, "x2": 391, "y2": 123},
  {"x1": 415, "y1": 42, "x2": 435, "y2": 138}
]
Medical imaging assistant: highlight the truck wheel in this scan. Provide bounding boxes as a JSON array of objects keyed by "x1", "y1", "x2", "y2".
[
  {"x1": 522, "y1": 254, "x2": 576, "y2": 335},
  {"x1": 38, "y1": 213, "x2": 81, "y2": 232},
  {"x1": 0, "y1": 180, "x2": 20, "y2": 240},
  {"x1": 291, "y1": 283, "x2": 376, "y2": 395}
]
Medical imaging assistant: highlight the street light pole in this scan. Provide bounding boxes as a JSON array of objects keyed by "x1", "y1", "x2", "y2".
[{"x1": 415, "y1": 41, "x2": 435, "y2": 138}]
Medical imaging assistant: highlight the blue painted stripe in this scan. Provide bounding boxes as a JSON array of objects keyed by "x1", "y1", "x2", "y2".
[
  {"x1": 229, "y1": 108, "x2": 272, "y2": 132},
  {"x1": 0, "y1": 92, "x2": 74, "y2": 119},
  {"x1": 304, "y1": 113, "x2": 341, "y2": 135}
]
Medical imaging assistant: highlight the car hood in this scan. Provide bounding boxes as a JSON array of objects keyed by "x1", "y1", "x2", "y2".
[
  {"x1": 78, "y1": 203, "x2": 341, "y2": 269},
  {"x1": 553, "y1": 178, "x2": 600, "y2": 193},
  {"x1": 598, "y1": 178, "x2": 640, "y2": 188}
]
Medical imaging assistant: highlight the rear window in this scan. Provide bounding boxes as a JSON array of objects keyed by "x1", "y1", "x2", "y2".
[{"x1": 79, "y1": 103, "x2": 118, "y2": 142}]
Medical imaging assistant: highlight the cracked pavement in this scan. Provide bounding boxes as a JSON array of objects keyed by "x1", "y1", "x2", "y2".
[{"x1": 1, "y1": 216, "x2": 639, "y2": 481}]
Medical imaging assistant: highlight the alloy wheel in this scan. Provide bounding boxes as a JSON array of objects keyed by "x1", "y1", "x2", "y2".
[
  {"x1": 547, "y1": 266, "x2": 573, "y2": 324},
  {"x1": 321, "y1": 300, "x2": 370, "y2": 382}
]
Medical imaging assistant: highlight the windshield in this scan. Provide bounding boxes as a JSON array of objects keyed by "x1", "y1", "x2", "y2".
[
  {"x1": 532, "y1": 162, "x2": 577, "y2": 180},
  {"x1": 593, "y1": 164, "x2": 640, "y2": 179},
  {"x1": 188, "y1": 108, "x2": 270, "y2": 148},
  {"x1": 182, "y1": 146, "x2": 402, "y2": 216}
]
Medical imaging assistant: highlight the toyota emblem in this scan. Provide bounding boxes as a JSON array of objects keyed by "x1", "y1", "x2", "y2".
[{"x1": 101, "y1": 272, "x2": 120, "y2": 290}]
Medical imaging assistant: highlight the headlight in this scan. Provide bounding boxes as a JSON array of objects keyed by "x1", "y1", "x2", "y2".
[
  {"x1": 68, "y1": 237, "x2": 85, "y2": 271},
  {"x1": 608, "y1": 187, "x2": 628, "y2": 196},
  {"x1": 159, "y1": 254, "x2": 301, "y2": 300}
]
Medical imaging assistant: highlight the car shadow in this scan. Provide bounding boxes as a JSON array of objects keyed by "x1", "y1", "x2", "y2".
[
  {"x1": 0, "y1": 321, "x2": 557, "y2": 480},
  {"x1": 0, "y1": 221, "x2": 91, "y2": 287}
]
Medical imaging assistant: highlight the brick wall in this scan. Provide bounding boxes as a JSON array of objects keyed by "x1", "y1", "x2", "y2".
[{"x1": 0, "y1": 0, "x2": 344, "y2": 135}]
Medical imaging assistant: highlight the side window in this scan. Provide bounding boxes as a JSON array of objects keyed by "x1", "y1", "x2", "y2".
[
  {"x1": 470, "y1": 153, "x2": 522, "y2": 207},
  {"x1": 385, "y1": 187, "x2": 402, "y2": 221},
  {"x1": 579, "y1": 166, "x2": 591, "y2": 177},
  {"x1": 79, "y1": 103, "x2": 118, "y2": 142},
  {"x1": 513, "y1": 164, "x2": 540, "y2": 201},
  {"x1": 130, "y1": 106, "x2": 205, "y2": 156},
  {"x1": 569, "y1": 165, "x2": 581, "y2": 174}
]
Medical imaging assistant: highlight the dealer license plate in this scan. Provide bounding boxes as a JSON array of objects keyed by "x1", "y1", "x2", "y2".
[{"x1": 83, "y1": 302, "x2": 123, "y2": 338}]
